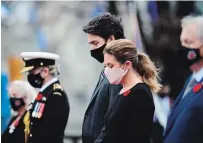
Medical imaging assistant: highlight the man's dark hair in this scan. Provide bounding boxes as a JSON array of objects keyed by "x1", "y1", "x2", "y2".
[{"x1": 83, "y1": 13, "x2": 125, "y2": 40}]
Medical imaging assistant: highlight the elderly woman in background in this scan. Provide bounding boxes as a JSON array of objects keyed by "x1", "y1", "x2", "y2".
[{"x1": 2, "y1": 80, "x2": 37, "y2": 143}]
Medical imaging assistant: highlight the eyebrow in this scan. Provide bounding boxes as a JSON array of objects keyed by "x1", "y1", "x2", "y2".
[
  {"x1": 106, "y1": 63, "x2": 113, "y2": 67},
  {"x1": 89, "y1": 40, "x2": 97, "y2": 44}
]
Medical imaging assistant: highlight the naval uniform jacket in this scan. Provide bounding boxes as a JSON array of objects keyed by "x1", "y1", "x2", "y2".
[{"x1": 27, "y1": 78, "x2": 70, "y2": 143}]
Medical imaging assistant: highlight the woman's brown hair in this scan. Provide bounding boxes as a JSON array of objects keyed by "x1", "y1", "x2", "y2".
[{"x1": 104, "y1": 39, "x2": 162, "y2": 93}]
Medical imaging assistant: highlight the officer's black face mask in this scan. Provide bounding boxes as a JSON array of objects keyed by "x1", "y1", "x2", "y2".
[
  {"x1": 27, "y1": 71, "x2": 44, "y2": 88},
  {"x1": 10, "y1": 97, "x2": 25, "y2": 111},
  {"x1": 177, "y1": 46, "x2": 201, "y2": 69},
  {"x1": 91, "y1": 43, "x2": 106, "y2": 63}
]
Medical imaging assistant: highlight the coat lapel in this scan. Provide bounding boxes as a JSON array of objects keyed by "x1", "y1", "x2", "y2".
[
  {"x1": 164, "y1": 75, "x2": 192, "y2": 136},
  {"x1": 167, "y1": 90, "x2": 194, "y2": 132},
  {"x1": 85, "y1": 72, "x2": 107, "y2": 113},
  {"x1": 90, "y1": 77, "x2": 106, "y2": 104},
  {"x1": 165, "y1": 76, "x2": 203, "y2": 137}
]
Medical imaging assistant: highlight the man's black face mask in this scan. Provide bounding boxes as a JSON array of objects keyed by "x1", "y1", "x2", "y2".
[
  {"x1": 90, "y1": 43, "x2": 106, "y2": 63},
  {"x1": 177, "y1": 46, "x2": 201, "y2": 69}
]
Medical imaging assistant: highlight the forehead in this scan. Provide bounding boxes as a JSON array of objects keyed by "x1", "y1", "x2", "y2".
[
  {"x1": 8, "y1": 86, "x2": 21, "y2": 97},
  {"x1": 181, "y1": 24, "x2": 198, "y2": 37},
  {"x1": 87, "y1": 34, "x2": 104, "y2": 43},
  {"x1": 104, "y1": 53, "x2": 118, "y2": 64},
  {"x1": 29, "y1": 67, "x2": 42, "y2": 74}
]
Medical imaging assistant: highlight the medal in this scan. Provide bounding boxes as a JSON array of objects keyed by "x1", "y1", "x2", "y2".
[
  {"x1": 9, "y1": 115, "x2": 22, "y2": 134},
  {"x1": 36, "y1": 103, "x2": 42, "y2": 118},
  {"x1": 38, "y1": 103, "x2": 45, "y2": 118},
  {"x1": 32, "y1": 102, "x2": 39, "y2": 117},
  {"x1": 42, "y1": 97, "x2": 46, "y2": 101}
]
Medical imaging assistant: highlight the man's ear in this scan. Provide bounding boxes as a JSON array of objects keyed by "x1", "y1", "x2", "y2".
[
  {"x1": 41, "y1": 67, "x2": 49, "y2": 78},
  {"x1": 200, "y1": 46, "x2": 203, "y2": 57},
  {"x1": 107, "y1": 35, "x2": 115, "y2": 44}
]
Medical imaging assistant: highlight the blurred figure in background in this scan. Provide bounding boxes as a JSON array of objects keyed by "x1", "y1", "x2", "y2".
[
  {"x1": 164, "y1": 15, "x2": 203, "y2": 143},
  {"x1": 1, "y1": 73, "x2": 11, "y2": 134},
  {"x1": 1, "y1": 80, "x2": 36, "y2": 143},
  {"x1": 82, "y1": 13, "x2": 125, "y2": 143},
  {"x1": 108, "y1": 1, "x2": 119, "y2": 16},
  {"x1": 20, "y1": 52, "x2": 70, "y2": 143},
  {"x1": 150, "y1": 13, "x2": 189, "y2": 143}
]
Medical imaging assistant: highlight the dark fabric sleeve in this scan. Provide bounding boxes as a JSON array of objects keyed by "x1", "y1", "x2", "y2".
[
  {"x1": 94, "y1": 127, "x2": 108, "y2": 143},
  {"x1": 175, "y1": 106, "x2": 203, "y2": 143},
  {"x1": 93, "y1": 84, "x2": 120, "y2": 143}
]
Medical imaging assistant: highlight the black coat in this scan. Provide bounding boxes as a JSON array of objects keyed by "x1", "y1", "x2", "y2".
[
  {"x1": 82, "y1": 71, "x2": 121, "y2": 143},
  {"x1": 27, "y1": 80, "x2": 70, "y2": 143},
  {"x1": 1, "y1": 113, "x2": 26, "y2": 143},
  {"x1": 94, "y1": 83, "x2": 155, "y2": 143}
]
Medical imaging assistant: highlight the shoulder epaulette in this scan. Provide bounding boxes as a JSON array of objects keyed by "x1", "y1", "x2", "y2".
[{"x1": 53, "y1": 83, "x2": 63, "y2": 91}]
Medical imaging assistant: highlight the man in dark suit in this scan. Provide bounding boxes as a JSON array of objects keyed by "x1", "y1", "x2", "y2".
[
  {"x1": 82, "y1": 13, "x2": 125, "y2": 143},
  {"x1": 20, "y1": 52, "x2": 70, "y2": 143},
  {"x1": 164, "y1": 15, "x2": 203, "y2": 143}
]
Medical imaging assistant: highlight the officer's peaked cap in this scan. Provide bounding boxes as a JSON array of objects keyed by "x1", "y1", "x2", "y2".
[{"x1": 20, "y1": 52, "x2": 59, "y2": 73}]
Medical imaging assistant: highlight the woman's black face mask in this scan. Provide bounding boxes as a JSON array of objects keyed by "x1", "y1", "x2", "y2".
[{"x1": 10, "y1": 97, "x2": 25, "y2": 111}]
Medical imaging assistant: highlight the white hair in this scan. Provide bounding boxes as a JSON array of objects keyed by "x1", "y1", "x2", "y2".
[
  {"x1": 181, "y1": 15, "x2": 203, "y2": 41},
  {"x1": 8, "y1": 80, "x2": 37, "y2": 108},
  {"x1": 48, "y1": 65, "x2": 60, "y2": 77}
]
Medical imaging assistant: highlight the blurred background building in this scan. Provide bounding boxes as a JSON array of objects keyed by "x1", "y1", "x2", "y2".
[{"x1": 1, "y1": 1, "x2": 202, "y2": 143}]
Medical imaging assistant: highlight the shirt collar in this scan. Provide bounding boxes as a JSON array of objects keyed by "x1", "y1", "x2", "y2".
[
  {"x1": 193, "y1": 68, "x2": 203, "y2": 82},
  {"x1": 40, "y1": 77, "x2": 58, "y2": 92}
]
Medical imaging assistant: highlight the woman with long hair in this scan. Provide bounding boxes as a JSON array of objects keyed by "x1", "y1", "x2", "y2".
[{"x1": 94, "y1": 39, "x2": 161, "y2": 143}]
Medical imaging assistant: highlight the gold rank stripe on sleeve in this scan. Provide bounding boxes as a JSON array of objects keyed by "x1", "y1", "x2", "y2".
[{"x1": 53, "y1": 92, "x2": 62, "y2": 96}]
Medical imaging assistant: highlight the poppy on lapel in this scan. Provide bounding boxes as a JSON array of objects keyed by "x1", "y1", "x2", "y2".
[
  {"x1": 193, "y1": 82, "x2": 203, "y2": 93},
  {"x1": 123, "y1": 90, "x2": 131, "y2": 96},
  {"x1": 36, "y1": 93, "x2": 43, "y2": 101}
]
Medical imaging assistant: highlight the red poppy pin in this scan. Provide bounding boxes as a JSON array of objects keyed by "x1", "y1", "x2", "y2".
[
  {"x1": 123, "y1": 90, "x2": 131, "y2": 97},
  {"x1": 187, "y1": 50, "x2": 197, "y2": 60},
  {"x1": 36, "y1": 93, "x2": 43, "y2": 101},
  {"x1": 193, "y1": 82, "x2": 203, "y2": 93}
]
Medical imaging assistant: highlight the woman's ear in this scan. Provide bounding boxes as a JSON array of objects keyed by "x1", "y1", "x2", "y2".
[{"x1": 124, "y1": 61, "x2": 132, "y2": 70}]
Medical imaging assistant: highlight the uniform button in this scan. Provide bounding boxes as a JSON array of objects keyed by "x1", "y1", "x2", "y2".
[
  {"x1": 30, "y1": 134, "x2": 32, "y2": 137},
  {"x1": 31, "y1": 122, "x2": 33, "y2": 125},
  {"x1": 85, "y1": 115, "x2": 88, "y2": 118}
]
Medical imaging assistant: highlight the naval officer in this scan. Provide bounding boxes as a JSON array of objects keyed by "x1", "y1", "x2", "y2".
[{"x1": 20, "y1": 52, "x2": 70, "y2": 143}]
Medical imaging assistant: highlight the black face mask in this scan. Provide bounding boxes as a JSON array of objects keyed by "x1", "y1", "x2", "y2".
[
  {"x1": 10, "y1": 97, "x2": 25, "y2": 111},
  {"x1": 177, "y1": 46, "x2": 201, "y2": 69},
  {"x1": 27, "y1": 72, "x2": 44, "y2": 88},
  {"x1": 91, "y1": 43, "x2": 106, "y2": 63}
]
